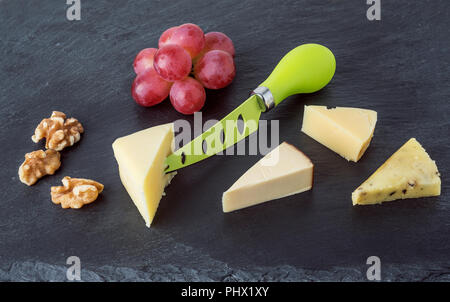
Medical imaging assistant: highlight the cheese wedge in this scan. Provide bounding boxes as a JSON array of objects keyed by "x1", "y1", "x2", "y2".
[
  {"x1": 301, "y1": 105, "x2": 377, "y2": 162},
  {"x1": 112, "y1": 123, "x2": 176, "y2": 227},
  {"x1": 352, "y1": 138, "x2": 441, "y2": 205},
  {"x1": 222, "y1": 142, "x2": 313, "y2": 212}
]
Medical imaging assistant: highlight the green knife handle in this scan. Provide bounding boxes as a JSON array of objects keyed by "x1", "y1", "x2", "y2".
[{"x1": 254, "y1": 44, "x2": 336, "y2": 109}]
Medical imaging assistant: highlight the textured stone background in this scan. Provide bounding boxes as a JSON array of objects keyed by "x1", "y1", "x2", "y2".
[{"x1": 0, "y1": 0, "x2": 449, "y2": 281}]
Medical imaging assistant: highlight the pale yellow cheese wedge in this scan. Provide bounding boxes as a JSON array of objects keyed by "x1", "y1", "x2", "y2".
[
  {"x1": 222, "y1": 142, "x2": 313, "y2": 212},
  {"x1": 352, "y1": 138, "x2": 441, "y2": 205},
  {"x1": 112, "y1": 123, "x2": 176, "y2": 227},
  {"x1": 301, "y1": 105, "x2": 377, "y2": 162}
]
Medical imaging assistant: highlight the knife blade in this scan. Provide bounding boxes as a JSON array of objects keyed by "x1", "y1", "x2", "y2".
[
  {"x1": 165, "y1": 43, "x2": 336, "y2": 173},
  {"x1": 164, "y1": 94, "x2": 265, "y2": 173}
]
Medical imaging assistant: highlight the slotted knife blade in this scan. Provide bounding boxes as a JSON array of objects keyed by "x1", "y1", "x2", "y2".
[
  {"x1": 164, "y1": 94, "x2": 264, "y2": 173},
  {"x1": 164, "y1": 43, "x2": 336, "y2": 173}
]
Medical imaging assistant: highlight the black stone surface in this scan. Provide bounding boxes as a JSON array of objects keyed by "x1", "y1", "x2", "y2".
[{"x1": 0, "y1": 0, "x2": 449, "y2": 281}]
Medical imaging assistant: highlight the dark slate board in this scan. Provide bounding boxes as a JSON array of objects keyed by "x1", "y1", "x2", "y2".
[{"x1": 0, "y1": 0, "x2": 449, "y2": 281}]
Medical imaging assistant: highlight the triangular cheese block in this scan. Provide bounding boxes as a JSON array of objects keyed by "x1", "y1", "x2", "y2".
[
  {"x1": 112, "y1": 123, "x2": 176, "y2": 227},
  {"x1": 222, "y1": 142, "x2": 313, "y2": 212},
  {"x1": 301, "y1": 105, "x2": 377, "y2": 162},
  {"x1": 352, "y1": 138, "x2": 441, "y2": 205}
]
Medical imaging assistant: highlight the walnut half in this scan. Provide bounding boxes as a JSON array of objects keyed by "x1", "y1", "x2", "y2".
[
  {"x1": 32, "y1": 111, "x2": 84, "y2": 151},
  {"x1": 51, "y1": 176, "x2": 104, "y2": 209},
  {"x1": 18, "y1": 149, "x2": 61, "y2": 186}
]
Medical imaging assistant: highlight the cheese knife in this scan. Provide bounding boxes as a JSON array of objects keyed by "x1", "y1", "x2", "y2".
[{"x1": 164, "y1": 43, "x2": 336, "y2": 172}]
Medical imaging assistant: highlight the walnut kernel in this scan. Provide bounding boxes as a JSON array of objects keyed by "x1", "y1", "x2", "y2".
[
  {"x1": 32, "y1": 111, "x2": 84, "y2": 151},
  {"x1": 51, "y1": 176, "x2": 104, "y2": 209},
  {"x1": 18, "y1": 149, "x2": 61, "y2": 186}
]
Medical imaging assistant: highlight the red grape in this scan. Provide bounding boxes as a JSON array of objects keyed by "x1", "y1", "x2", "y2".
[
  {"x1": 133, "y1": 48, "x2": 157, "y2": 75},
  {"x1": 163, "y1": 23, "x2": 205, "y2": 58},
  {"x1": 194, "y1": 50, "x2": 235, "y2": 89},
  {"x1": 158, "y1": 26, "x2": 178, "y2": 48},
  {"x1": 131, "y1": 69, "x2": 172, "y2": 107},
  {"x1": 153, "y1": 44, "x2": 192, "y2": 82},
  {"x1": 170, "y1": 77, "x2": 206, "y2": 115},
  {"x1": 196, "y1": 32, "x2": 235, "y2": 60}
]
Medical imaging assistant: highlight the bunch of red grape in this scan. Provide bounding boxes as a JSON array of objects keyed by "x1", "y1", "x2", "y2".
[{"x1": 132, "y1": 23, "x2": 236, "y2": 115}]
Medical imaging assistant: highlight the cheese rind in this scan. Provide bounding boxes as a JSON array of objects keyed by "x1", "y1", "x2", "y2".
[
  {"x1": 352, "y1": 138, "x2": 441, "y2": 205},
  {"x1": 222, "y1": 142, "x2": 313, "y2": 212},
  {"x1": 301, "y1": 105, "x2": 377, "y2": 162},
  {"x1": 112, "y1": 123, "x2": 176, "y2": 227}
]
